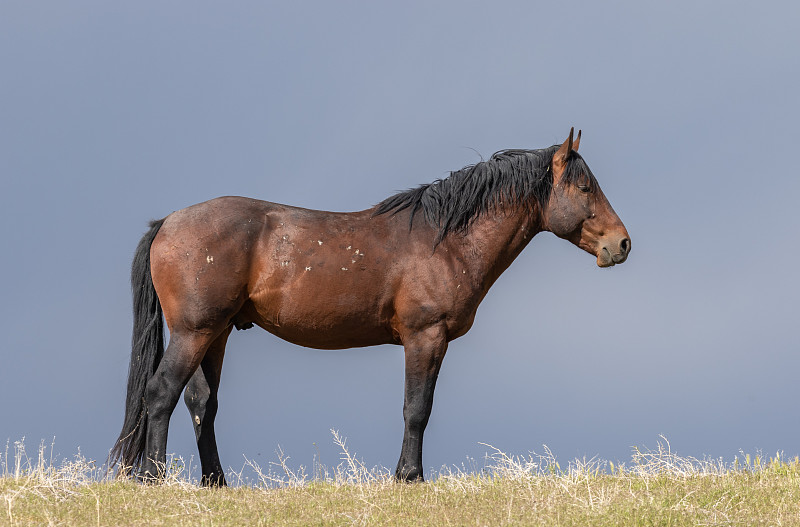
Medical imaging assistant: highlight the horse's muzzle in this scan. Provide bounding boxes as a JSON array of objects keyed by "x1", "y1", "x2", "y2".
[{"x1": 597, "y1": 236, "x2": 630, "y2": 267}]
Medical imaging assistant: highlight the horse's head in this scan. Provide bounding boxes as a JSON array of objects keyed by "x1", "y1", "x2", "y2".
[{"x1": 541, "y1": 128, "x2": 630, "y2": 267}]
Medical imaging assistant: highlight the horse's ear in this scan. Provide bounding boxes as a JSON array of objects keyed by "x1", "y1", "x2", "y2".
[
  {"x1": 573, "y1": 129, "x2": 581, "y2": 152},
  {"x1": 554, "y1": 127, "x2": 574, "y2": 166}
]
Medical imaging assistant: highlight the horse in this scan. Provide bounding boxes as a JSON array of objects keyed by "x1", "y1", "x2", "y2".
[{"x1": 110, "y1": 128, "x2": 630, "y2": 486}]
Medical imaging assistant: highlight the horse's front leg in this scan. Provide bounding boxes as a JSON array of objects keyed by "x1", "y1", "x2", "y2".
[{"x1": 395, "y1": 324, "x2": 448, "y2": 482}]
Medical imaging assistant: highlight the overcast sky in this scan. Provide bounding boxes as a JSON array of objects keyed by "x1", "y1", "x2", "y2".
[{"x1": 2, "y1": 2, "x2": 799, "y2": 478}]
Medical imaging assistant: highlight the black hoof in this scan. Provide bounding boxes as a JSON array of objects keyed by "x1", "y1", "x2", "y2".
[
  {"x1": 394, "y1": 468, "x2": 424, "y2": 483},
  {"x1": 139, "y1": 472, "x2": 164, "y2": 485},
  {"x1": 201, "y1": 473, "x2": 227, "y2": 487}
]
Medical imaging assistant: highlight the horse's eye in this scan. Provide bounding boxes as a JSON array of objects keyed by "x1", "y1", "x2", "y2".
[{"x1": 578, "y1": 185, "x2": 591, "y2": 193}]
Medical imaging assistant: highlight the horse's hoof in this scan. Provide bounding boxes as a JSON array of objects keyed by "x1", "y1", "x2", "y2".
[{"x1": 394, "y1": 468, "x2": 424, "y2": 483}]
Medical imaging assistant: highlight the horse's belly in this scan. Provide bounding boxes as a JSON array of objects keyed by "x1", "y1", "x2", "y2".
[
  {"x1": 265, "y1": 323, "x2": 394, "y2": 350},
  {"x1": 256, "y1": 309, "x2": 395, "y2": 350},
  {"x1": 246, "y1": 284, "x2": 396, "y2": 350}
]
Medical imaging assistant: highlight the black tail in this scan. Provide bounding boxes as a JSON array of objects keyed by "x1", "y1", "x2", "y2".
[{"x1": 110, "y1": 218, "x2": 166, "y2": 473}]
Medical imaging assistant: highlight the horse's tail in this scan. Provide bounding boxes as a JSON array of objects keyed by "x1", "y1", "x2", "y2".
[{"x1": 109, "y1": 218, "x2": 166, "y2": 474}]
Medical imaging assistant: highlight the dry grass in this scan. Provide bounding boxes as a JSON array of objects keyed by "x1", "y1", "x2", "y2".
[{"x1": 2, "y1": 433, "x2": 800, "y2": 526}]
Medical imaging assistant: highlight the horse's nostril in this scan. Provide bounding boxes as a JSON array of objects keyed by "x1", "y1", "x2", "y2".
[{"x1": 620, "y1": 238, "x2": 630, "y2": 254}]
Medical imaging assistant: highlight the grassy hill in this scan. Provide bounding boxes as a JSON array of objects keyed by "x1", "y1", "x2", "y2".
[{"x1": 3, "y1": 434, "x2": 799, "y2": 526}]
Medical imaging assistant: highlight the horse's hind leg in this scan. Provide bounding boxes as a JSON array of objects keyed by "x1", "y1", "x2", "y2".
[
  {"x1": 141, "y1": 329, "x2": 221, "y2": 482},
  {"x1": 184, "y1": 326, "x2": 231, "y2": 487}
]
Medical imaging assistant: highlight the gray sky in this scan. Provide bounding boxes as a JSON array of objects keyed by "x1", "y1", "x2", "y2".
[{"x1": 2, "y1": 2, "x2": 799, "y2": 476}]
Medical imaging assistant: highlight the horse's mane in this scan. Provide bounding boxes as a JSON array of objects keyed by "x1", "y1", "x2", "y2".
[{"x1": 374, "y1": 145, "x2": 597, "y2": 243}]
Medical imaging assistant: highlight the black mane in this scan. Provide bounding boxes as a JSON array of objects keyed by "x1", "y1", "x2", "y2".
[{"x1": 374, "y1": 145, "x2": 597, "y2": 243}]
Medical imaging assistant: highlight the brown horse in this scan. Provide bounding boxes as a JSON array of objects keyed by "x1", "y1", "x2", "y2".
[{"x1": 111, "y1": 129, "x2": 630, "y2": 485}]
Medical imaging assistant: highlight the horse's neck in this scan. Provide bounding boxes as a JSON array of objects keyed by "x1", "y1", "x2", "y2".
[{"x1": 446, "y1": 206, "x2": 542, "y2": 293}]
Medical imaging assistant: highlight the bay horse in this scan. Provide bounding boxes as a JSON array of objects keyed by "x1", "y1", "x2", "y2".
[{"x1": 110, "y1": 128, "x2": 630, "y2": 485}]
